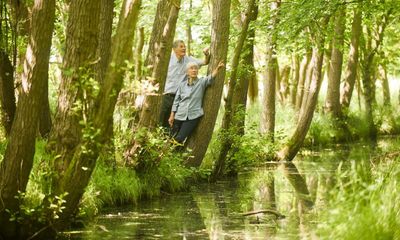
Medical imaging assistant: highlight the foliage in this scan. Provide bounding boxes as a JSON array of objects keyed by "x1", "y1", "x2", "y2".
[{"x1": 317, "y1": 156, "x2": 400, "y2": 239}]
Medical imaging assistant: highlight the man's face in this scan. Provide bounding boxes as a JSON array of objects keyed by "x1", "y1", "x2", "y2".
[
  {"x1": 187, "y1": 66, "x2": 199, "y2": 79},
  {"x1": 173, "y1": 42, "x2": 186, "y2": 59}
]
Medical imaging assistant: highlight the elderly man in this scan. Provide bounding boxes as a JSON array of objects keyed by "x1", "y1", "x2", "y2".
[{"x1": 159, "y1": 40, "x2": 210, "y2": 129}]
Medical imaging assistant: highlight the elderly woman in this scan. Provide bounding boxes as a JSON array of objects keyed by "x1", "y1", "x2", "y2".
[{"x1": 168, "y1": 61, "x2": 225, "y2": 143}]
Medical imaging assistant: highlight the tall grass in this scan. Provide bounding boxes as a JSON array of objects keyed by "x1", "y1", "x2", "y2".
[{"x1": 317, "y1": 156, "x2": 400, "y2": 239}]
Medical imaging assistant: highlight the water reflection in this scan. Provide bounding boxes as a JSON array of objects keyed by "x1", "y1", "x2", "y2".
[{"x1": 64, "y1": 139, "x2": 396, "y2": 239}]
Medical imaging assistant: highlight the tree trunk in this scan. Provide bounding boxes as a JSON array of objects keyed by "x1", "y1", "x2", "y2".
[
  {"x1": 325, "y1": 6, "x2": 345, "y2": 117},
  {"x1": 290, "y1": 54, "x2": 300, "y2": 107},
  {"x1": 340, "y1": 9, "x2": 361, "y2": 109},
  {"x1": 185, "y1": 0, "x2": 231, "y2": 167},
  {"x1": 50, "y1": 0, "x2": 141, "y2": 230},
  {"x1": 48, "y1": 0, "x2": 101, "y2": 182},
  {"x1": 295, "y1": 52, "x2": 311, "y2": 111},
  {"x1": 279, "y1": 65, "x2": 290, "y2": 104},
  {"x1": 0, "y1": 0, "x2": 55, "y2": 238},
  {"x1": 277, "y1": 19, "x2": 328, "y2": 161},
  {"x1": 134, "y1": 27, "x2": 145, "y2": 81},
  {"x1": 261, "y1": 0, "x2": 280, "y2": 140},
  {"x1": 137, "y1": 0, "x2": 181, "y2": 129},
  {"x1": 186, "y1": 0, "x2": 193, "y2": 56},
  {"x1": 379, "y1": 63, "x2": 391, "y2": 106},
  {"x1": 0, "y1": 51, "x2": 16, "y2": 135},
  {"x1": 211, "y1": 0, "x2": 256, "y2": 178}
]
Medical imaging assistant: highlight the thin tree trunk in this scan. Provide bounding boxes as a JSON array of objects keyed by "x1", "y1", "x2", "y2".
[
  {"x1": 279, "y1": 65, "x2": 290, "y2": 104},
  {"x1": 212, "y1": 0, "x2": 256, "y2": 178},
  {"x1": 0, "y1": 0, "x2": 55, "y2": 238},
  {"x1": 340, "y1": 9, "x2": 361, "y2": 109},
  {"x1": 325, "y1": 6, "x2": 345, "y2": 117},
  {"x1": 0, "y1": 51, "x2": 15, "y2": 135},
  {"x1": 261, "y1": 0, "x2": 280, "y2": 140},
  {"x1": 50, "y1": 0, "x2": 141, "y2": 230},
  {"x1": 379, "y1": 63, "x2": 390, "y2": 106},
  {"x1": 295, "y1": 52, "x2": 311, "y2": 111},
  {"x1": 277, "y1": 17, "x2": 328, "y2": 161},
  {"x1": 290, "y1": 54, "x2": 300, "y2": 107},
  {"x1": 186, "y1": 0, "x2": 193, "y2": 56},
  {"x1": 186, "y1": 0, "x2": 231, "y2": 167},
  {"x1": 134, "y1": 27, "x2": 145, "y2": 82},
  {"x1": 137, "y1": 0, "x2": 181, "y2": 129}
]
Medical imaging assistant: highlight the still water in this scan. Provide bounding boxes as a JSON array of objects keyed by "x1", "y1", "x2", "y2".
[{"x1": 67, "y1": 139, "x2": 396, "y2": 239}]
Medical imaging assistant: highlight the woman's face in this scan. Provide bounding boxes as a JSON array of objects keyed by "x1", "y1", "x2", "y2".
[{"x1": 187, "y1": 66, "x2": 199, "y2": 79}]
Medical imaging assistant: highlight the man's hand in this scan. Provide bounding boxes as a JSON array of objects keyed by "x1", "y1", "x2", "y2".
[
  {"x1": 168, "y1": 112, "x2": 175, "y2": 127},
  {"x1": 203, "y1": 47, "x2": 210, "y2": 56}
]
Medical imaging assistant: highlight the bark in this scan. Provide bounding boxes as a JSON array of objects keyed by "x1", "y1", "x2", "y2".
[
  {"x1": 134, "y1": 27, "x2": 145, "y2": 81},
  {"x1": 379, "y1": 63, "x2": 390, "y2": 106},
  {"x1": 185, "y1": 0, "x2": 231, "y2": 167},
  {"x1": 279, "y1": 65, "x2": 290, "y2": 104},
  {"x1": 49, "y1": 0, "x2": 101, "y2": 181},
  {"x1": 290, "y1": 54, "x2": 300, "y2": 107},
  {"x1": 340, "y1": 9, "x2": 361, "y2": 109},
  {"x1": 144, "y1": 0, "x2": 171, "y2": 67},
  {"x1": 359, "y1": 9, "x2": 392, "y2": 140},
  {"x1": 325, "y1": 6, "x2": 345, "y2": 117},
  {"x1": 295, "y1": 52, "x2": 311, "y2": 111},
  {"x1": 186, "y1": 0, "x2": 193, "y2": 56},
  {"x1": 0, "y1": 0, "x2": 55, "y2": 238},
  {"x1": 50, "y1": 0, "x2": 141, "y2": 230},
  {"x1": 0, "y1": 51, "x2": 15, "y2": 135},
  {"x1": 212, "y1": 0, "x2": 256, "y2": 178},
  {"x1": 277, "y1": 18, "x2": 328, "y2": 161},
  {"x1": 97, "y1": 0, "x2": 114, "y2": 85},
  {"x1": 261, "y1": 0, "x2": 280, "y2": 140},
  {"x1": 97, "y1": 0, "x2": 115, "y2": 161}
]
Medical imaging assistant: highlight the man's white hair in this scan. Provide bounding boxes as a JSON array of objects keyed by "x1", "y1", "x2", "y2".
[{"x1": 186, "y1": 62, "x2": 199, "y2": 71}]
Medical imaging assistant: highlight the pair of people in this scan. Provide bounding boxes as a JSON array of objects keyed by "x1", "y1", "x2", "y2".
[{"x1": 159, "y1": 40, "x2": 224, "y2": 144}]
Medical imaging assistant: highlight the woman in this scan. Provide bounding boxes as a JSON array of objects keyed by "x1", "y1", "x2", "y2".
[{"x1": 168, "y1": 61, "x2": 225, "y2": 143}]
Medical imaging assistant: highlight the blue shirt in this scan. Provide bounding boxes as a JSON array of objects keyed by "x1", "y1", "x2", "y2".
[
  {"x1": 172, "y1": 75, "x2": 214, "y2": 121},
  {"x1": 163, "y1": 53, "x2": 204, "y2": 94}
]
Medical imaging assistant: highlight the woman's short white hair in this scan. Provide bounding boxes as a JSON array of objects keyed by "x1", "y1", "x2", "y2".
[{"x1": 186, "y1": 62, "x2": 199, "y2": 71}]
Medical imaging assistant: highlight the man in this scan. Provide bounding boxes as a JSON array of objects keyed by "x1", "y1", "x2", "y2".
[{"x1": 159, "y1": 40, "x2": 210, "y2": 129}]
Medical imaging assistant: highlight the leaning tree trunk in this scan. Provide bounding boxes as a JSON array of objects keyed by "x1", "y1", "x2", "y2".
[
  {"x1": 212, "y1": 0, "x2": 257, "y2": 178},
  {"x1": 49, "y1": 0, "x2": 141, "y2": 231},
  {"x1": 290, "y1": 54, "x2": 300, "y2": 107},
  {"x1": 261, "y1": 0, "x2": 280, "y2": 141},
  {"x1": 48, "y1": 0, "x2": 101, "y2": 186},
  {"x1": 137, "y1": 0, "x2": 181, "y2": 128},
  {"x1": 325, "y1": 6, "x2": 345, "y2": 117},
  {"x1": 295, "y1": 52, "x2": 311, "y2": 111},
  {"x1": 340, "y1": 8, "x2": 361, "y2": 109},
  {"x1": 185, "y1": 0, "x2": 231, "y2": 167},
  {"x1": 359, "y1": 9, "x2": 392, "y2": 141},
  {"x1": 0, "y1": 0, "x2": 55, "y2": 238},
  {"x1": 277, "y1": 17, "x2": 328, "y2": 161},
  {"x1": 0, "y1": 51, "x2": 16, "y2": 135}
]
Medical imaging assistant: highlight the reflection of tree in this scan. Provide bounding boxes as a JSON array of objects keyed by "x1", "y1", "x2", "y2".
[{"x1": 282, "y1": 162, "x2": 314, "y2": 211}]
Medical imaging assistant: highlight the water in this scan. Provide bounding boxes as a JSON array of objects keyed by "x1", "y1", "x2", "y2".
[{"x1": 65, "y1": 138, "x2": 398, "y2": 239}]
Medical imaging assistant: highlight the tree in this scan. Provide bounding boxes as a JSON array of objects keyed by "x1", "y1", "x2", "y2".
[
  {"x1": 212, "y1": 0, "x2": 257, "y2": 178},
  {"x1": 185, "y1": 0, "x2": 231, "y2": 167},
  {"x1": 48, "y1": 0, "x2": 142, "y2": 231},
  {"x1": 325, "y1": 5, "x2": 345, "y2": 117},
  {"x1": 0, "y1": 0, "x2": 55, "y2": 238},
  {"x1": 340, "y1": 8, "x2": 362, "y2": 109}
]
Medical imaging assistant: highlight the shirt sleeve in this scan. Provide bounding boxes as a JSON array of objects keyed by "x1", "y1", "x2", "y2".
[
  {"x1": 188, "y1": 56, "x2": 204, "y2": 66},
  {"x1": 203, "y1": 75, "x2": 214, "y2": 87},
  {"x1": 171, "y1": 85, "x2": 181, "y2": 113}
]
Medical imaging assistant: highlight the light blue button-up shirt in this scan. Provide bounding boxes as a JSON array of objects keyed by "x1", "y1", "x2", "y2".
[
  {"x1": 164, "y1": 53, "x2": 204, "y2": 94},
  {"x1": 171, "y1": 75, "x2": 214, "y2": 121}
]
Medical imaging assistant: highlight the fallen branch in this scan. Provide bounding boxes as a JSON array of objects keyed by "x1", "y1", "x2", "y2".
[{"x1": 241, "y1": 209, "x2": 285, "y2": 219}]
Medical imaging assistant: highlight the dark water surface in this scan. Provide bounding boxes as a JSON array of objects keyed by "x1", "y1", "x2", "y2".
[{"x1": 65, "y1": 138, "x2": 397, "y2": 239}]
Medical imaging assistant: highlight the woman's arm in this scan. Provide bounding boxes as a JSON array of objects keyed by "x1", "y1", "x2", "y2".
[{"x1": 211, "y1": 61, "x2": 225, "y2": 78}]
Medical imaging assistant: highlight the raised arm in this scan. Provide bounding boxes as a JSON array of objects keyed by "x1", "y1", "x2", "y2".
[
  {"x1": 211, "y1": 61, "x2": 225, "y2": 78},
  {"x1": 202, "y1": 47, "x2": 211, "y2": 65}
]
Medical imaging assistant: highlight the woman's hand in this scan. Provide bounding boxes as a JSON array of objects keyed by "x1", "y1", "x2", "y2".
[{"x1": 168, "y1": 112, "x2": 175, "y2": 127}]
